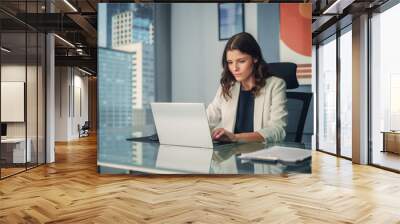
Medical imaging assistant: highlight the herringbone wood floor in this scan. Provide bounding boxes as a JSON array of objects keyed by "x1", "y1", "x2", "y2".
[{"x1": 1, "y1": 134, "x2": 400, "y2": 224}]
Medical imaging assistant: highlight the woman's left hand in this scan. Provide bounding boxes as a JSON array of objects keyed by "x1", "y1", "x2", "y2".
[{"x1": 212, "y1": 128, "x2": 237, "y2": 142}]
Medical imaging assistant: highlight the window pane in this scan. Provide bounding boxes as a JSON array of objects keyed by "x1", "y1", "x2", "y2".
[
  {"x1": 318, "y1": 37, "x2": 337, "y2": 154},
  {"x1": 98, "y1": 4, "x2": 155, "y2": 168},
  {"x1": 340, "y1": 29, "x2": 352, "y2": 158},
  {"x1": 371, "y1": 3, "x2": 400, "y2": 171}
]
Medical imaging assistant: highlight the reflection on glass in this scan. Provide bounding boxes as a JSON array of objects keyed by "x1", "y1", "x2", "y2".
[
  {"x1": 318, "y1": 37, "x2": 337, "y2": 154},
  {"x1": 99, "y1": 140, "x2": 311, "y2": 174},
  {"x1": 371, "y1": 3, "x2": 400, "y2": 171},
  {"x1": 0, "y1": 1, "x2": 46, "y2": 179},
  {"x1": 156, "y1": 145, "x2": 213, "y2": 173},
  {"x1": 340, "y1": 29, "x2": 352, "y2": 158}
]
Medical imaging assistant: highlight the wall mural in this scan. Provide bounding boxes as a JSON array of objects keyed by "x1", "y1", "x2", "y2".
[{"x1": 280, "y1": 3, "x2": 312, "y2": 85}]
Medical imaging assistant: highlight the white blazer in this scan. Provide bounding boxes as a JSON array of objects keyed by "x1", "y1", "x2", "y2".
[{"x1": 206, "y1": 76, "x2": 288, "y2": 143}]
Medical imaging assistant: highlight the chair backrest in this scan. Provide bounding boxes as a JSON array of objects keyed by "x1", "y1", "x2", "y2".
[
  {"x1": 285, "y1": 92, "x2": 313, "y2": 143},
  {"x1": 268, "y1": 62, "x2": 299, "y2": 89},
  {"x1": 82, "y1": 121, "x2": 90, "y2": 129},
  {"x1": 268, "y1": 62, "x2": 312, "y2": 143}
]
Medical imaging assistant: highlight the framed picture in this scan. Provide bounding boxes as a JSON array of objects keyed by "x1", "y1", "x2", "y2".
[{"x1": 218, "y1": 3, "x2": 244, "y2": 41}]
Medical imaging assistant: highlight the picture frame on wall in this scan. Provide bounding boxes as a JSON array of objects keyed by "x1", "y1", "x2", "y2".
[{"x1": 218, "y1": 3, "x2": 245, "y2": 40}]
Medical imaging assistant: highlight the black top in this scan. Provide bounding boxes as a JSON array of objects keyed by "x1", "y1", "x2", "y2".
[{"x1": 234, "y1": 86, "x2": 255, "y2": 134}]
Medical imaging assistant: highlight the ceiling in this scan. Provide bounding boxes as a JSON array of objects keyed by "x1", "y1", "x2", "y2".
[
  {"x1": 0, "y1": 0, "x2": 166, "y2": 75},
  {"x1": 312, "y1": 0, "x2": 390, "y2": 43},
  {"x1": 2, "y1": 0, "x2": 393, "y2": 74},
  {"x1": 0, "y1": 0, "x2": 113, "y2": 74}
]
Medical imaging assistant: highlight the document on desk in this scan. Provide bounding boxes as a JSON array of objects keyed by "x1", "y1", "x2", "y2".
[{"x1": 239, "y1": 146, "x2": 311, "y2": 164}]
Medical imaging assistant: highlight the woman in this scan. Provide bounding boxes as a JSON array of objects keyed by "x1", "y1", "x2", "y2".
[{"x1": 207, "y1": 32, "x2": 288, "y2": 143}]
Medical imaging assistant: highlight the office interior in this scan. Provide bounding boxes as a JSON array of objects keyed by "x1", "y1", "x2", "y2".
[
  {"x1": 0, "y1": 0, "x2": 97, "y2": 179},
  {"x1": 0, "y1": 0, "x2": 398, "y2": 176},
  {"x1": 313, "y1": 0, "x2": 400, "y2": 172},
  {"x1": 0, "y1": 0, "x2": 399, "y2": 222}
]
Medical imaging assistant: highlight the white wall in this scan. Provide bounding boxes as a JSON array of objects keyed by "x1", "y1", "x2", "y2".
[
  {"x1": 1, "y1": 65, "x2": 41, "y2": 137},
  {"x1": 72, "y1": 73, "x2": 89, "y2": 137},
  {"x1": 1, "y1": 65, "x2": 26, "y2": 81},
  {"x1": 55, "y1": 67, "x2": 89, "y2": 141},
  {"x1": 1, "y1": 64, "x2": 46, "y2": 163},
  {"x1": 55, "y1": 67, "x2": 69, "y2": 141},
  {"x1": 171, "y1": 3, "x2": 258, "y2": 104},
  {"x1": 1, "y1": 65, "x2": 26, "y2": 139}
]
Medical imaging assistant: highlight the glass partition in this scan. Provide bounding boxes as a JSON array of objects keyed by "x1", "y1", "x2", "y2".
[
  {"x1": 0, "y1": 1, "x2": 46, "y2": 179},
  {"x1": 0, "y1": 31, "x2": 27, "y2": 177}
]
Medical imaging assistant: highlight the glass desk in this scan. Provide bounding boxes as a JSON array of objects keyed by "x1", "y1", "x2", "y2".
[{"x1": 98, "y1": 137, "x2": 312, "y2": 175}]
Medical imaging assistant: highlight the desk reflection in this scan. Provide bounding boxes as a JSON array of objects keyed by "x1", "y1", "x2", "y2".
[{"x1": 98, "y1": 139, "x2": 311, "y2": 175}]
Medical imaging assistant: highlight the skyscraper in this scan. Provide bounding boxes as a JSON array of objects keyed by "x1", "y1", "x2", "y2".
[
  {"x1": 99, "y1": 4, "x2": 155, "y2": 165},
  {"x1": 111, "y1": 6, "x2": 155, "y2": 127},
  {"x1": 98, "y1": 47, "x2": 135, "y2": 163}
]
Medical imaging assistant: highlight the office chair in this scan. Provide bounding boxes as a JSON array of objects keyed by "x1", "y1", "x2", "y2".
[
  {"x1": 268, "y1": 62, "x2": 299, "y2": 89},
  {"x1": 285, "y1": 92, "x2": 312, "y2": 143},
  {"x1": 79, "y1": 121, "x2": 90, "y2": 138},
  {"x1": 268, "y1": 62, "x2": 312, "y2": 143}
]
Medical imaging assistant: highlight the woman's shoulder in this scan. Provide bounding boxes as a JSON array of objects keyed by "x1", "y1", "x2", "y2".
[
  {"x1": 265, "y1": 75, "x2": 286, "y2": 88},
  {"x1": 266, "y1": 75, "x2": 285, "y2": 83}
]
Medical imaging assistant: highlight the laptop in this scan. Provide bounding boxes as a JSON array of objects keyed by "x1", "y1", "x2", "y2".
[{"x1": 151, "y1": 102, "x2": 235, "y2": 148}]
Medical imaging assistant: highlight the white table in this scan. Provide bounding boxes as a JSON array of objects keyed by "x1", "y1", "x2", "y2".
[{"x1": 1, "y1": 138, "x2": 31, "y2": 163}]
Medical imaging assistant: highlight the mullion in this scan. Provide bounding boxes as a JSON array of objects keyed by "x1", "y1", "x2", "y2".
[
  {"x1": 25, "y1": 0, "x2": 28, "y2": 171},
  {"x1": 36, "y1": 0, "x2": 39, "y2": 167},
  {"x1": 315, "y1": 44, "x2": 319, "y2": 151},
  {"x1": 336, "y1": 29, "x2": 341, "y2": 157}
]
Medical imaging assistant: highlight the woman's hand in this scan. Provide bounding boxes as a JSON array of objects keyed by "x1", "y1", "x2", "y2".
[{"x1": 212, "y1": 128, "x2": 237, "y2": 142}]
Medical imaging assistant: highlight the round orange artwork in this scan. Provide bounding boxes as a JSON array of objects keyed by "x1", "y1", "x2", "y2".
[{"x1": 280, "y1": 4, "x2": 312, "y2": 57}]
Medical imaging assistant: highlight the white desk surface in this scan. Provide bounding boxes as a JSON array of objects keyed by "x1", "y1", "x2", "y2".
[{"x1": 1, "y1": 138, "x2": 28, "y2": 143}]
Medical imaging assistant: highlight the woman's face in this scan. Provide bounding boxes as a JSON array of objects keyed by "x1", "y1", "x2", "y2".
[{"x1": 226, "y1": 49, "x2": 257, "y2": 82}]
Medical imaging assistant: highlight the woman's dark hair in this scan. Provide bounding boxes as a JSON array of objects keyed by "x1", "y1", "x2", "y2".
[{"x1": 220, "y1": 32, "x2": 270, "y2": 100}]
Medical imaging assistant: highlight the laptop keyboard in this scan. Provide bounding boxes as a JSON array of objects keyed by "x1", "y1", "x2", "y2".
[
  {"x1": 212, "y1": 140, "x2": 234, "y2": 146},
  {"x1": 148, "y1": 133, "x2": 159, "y2": 141},
  {"x1": 127, "y1": 133, "x2": 234, "y2": 147},
  {"x1": 126, "y1": 134, "x2": 159, "y2": 143}
]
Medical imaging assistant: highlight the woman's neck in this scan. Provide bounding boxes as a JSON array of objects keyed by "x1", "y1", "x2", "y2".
[{"x1": 240, "y1": 75, "x2": 255, "y2": 91}]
